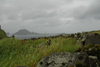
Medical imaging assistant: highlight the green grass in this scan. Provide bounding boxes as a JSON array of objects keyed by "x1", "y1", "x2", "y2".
[
  {"x1": 0, "y1": 37, "x2": 80, "y2": 67},
  {"x1": 89, "y1": 30, "x2": 100, "y2": 35},
  {"x1": 0, "y1": 29, "x2": 8, "y2": 39}
]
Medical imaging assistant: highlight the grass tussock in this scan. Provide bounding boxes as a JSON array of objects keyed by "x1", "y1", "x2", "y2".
[{"x1": 0, "y1": 37, "x2": 80, "y2": 67}]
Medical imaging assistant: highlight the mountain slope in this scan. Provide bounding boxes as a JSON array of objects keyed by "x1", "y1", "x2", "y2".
[{"x1": 0, "y1": 29, "x2": 8, "y2": 39}]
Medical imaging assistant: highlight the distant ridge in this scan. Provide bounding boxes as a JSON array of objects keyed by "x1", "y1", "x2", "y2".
[{"x1": 14, "y1": 29, "x2": 38, "y2": 35}]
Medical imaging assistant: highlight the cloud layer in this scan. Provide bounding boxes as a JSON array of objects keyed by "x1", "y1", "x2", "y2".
[{"x1": 0, "y1": 0, "x2": 100, "y2": 33}]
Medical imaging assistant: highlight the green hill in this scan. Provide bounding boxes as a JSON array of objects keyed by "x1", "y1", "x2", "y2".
[
  {"x1": 0, "y1": 29, "x2": 8, "y2": 39},
  {"x1": 89, "y1": 30, "x2": 100, "y2": 35}
]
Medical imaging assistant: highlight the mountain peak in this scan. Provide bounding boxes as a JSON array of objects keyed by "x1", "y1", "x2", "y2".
[
  {"x1": 14, "y1": 29, "x2": 32, "y2": 35},
  {"x1": 14, "y1": 29, "x2": 39, "y2": 35}
]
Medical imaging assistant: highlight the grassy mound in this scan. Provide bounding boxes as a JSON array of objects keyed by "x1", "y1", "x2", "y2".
[
  {"x1": 0, "y1": 38, "x2": 80, "y2": 67},
  {"x1": 89, "y1": 30, "x2": 100, "y2": 35},
  {"x1": 0, "y1": 29, "x2": 8, "y2": 39}
]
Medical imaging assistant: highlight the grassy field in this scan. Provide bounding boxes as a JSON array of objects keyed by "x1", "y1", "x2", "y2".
[
  {"x1": 1, "y1": 29, "x2": 100, "y2": 67},
  {"x1": 0, "y1": 37, "x2": 80, "y2": 67}
]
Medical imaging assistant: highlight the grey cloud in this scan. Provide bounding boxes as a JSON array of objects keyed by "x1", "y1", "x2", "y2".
[
  {"x1": 21, "y1": 10, "x2": 58, "y2": 20},
  {"x1": 21, "y1": 10, "x2": 47, "y2": 20},
  {"x1": 75, "y1": 0, "x2": 100, "y2": 20},
  {"x1": 1, "y1": 0, "x2": 100, "y2": 34},
  {"x1": 7, "y1": 14, "x2": 19, "y2": 20},
  {"x1": 0, "y1": 0, "x2": 65, "y2": 20},
  {"x1": 63, "y1": 0, "x2": 73, "y2": 2},
  {"x1": 26, "y1": 17, "x2": 62, "y2": 27},
  {"x1": 0, "y1": 0, "x2": 74, "y2": 20},
  {"x1": 44, "y1": 18, "x2": 62, "y2": 27}
]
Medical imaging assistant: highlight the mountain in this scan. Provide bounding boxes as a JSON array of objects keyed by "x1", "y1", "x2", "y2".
[
  {"x1": 0, "y1": 29, "x2": 8, "y2": 39},
  {"x1": 14, "y1": 29, "x2": 38, "y2": 35}
]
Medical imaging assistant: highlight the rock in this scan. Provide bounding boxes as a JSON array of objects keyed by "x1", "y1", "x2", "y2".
[
  {"x1": 31, "y1": 38, "x2": 37, "y2": 40},
  {"x1": 76, "y1": 44, "x2": 100, "y2": 66},
  {"x1": 74, "y1": 34, "x2": 78, "y2": 39},
  {"x1": 36, "y1": 52, "x2": 91, "y2": 67},
  {"x1": 76, "y1": 33, "x2": 81, "y2": 38},
  {"x1": 46, "y1": 39, "x2": 51, "y2": 46},
  {"x1": 89, "y1": 56, "x2": 100, "y2": 67},
  {"x1": 70, "y1": 34, "x2": 75, "y2": 38},
  {"x1": 84, "y1": 33, "x2": 100, "y2": 45},
  {"x1": 78, "y1": 33, "x2": 100, "y2": 46},
  {"x1": 36, "y1": 52, "x2": 100, "y2": 67}
]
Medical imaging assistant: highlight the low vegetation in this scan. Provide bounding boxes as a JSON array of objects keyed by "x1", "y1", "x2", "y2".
[
  {"x1": 0, "y1": 37, "x2": 80, "y2": 67},
  {"x1": 89, "y1": 30, "x2": 100, "y2": 35},
  {"x1": 1, "y1": 29, "x2": 100, "y2": 67},
  {"x1": 0, "y1": 29, "x2": 8, "y2": 39}
]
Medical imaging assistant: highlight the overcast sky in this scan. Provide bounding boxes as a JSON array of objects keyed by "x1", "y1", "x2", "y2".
[{"x1": 0, "y1": 0, "x2": 100, "y2": 34}]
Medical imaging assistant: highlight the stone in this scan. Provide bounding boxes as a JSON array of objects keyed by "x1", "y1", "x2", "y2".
[
  {"x1": 46, "y1": 39, "x2": 51, "y2": 46},
  {"x1": 76, "y1": 44, "x2": 100, "y2": 66},
  {"x1": 78, "y1": 33, "x2": 100, "y2": 46},
  {"x1": 70, "y1": 34, "x2": 75, "y2": 38},
  {"x1": 89, "y1": 56, "x2": 100, "y2": 67},
  {"x1": 76, "y1": 33, "x2": 81, "y2": 38},
  {"x1": 36, "y1": 52, "x2": 90, "y2": 67}
]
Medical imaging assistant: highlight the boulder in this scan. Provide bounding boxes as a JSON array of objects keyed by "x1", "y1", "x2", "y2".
[
  {"x1": 46, "y1": 39, "x2": 51, "y2": 46},
  {"x1": 76, "y1": 44, "x2": 100, "y2": 67},
  {"x1": 78, "y1": 33, "x2": 100, "y2": 46},
  {"x1": 76, "y1": 33, "x2": 81, "y2": 39},
  {"x1": 89, "y1": 56, "x2": 100, "y2": 67},
  {"x1": 82, "y1": 44, "x2": 100, "y2": 62},
  {"x1": 36, "y1": 52, "x2": 91, "y2": 67}
]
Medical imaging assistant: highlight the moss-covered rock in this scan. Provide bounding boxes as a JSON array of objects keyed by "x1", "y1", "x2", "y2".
[
  {"x1": 76, "y1": 62, "x2": 84, "y2": 67},
  {"x1": 76, "y1": 44, "x2": 100, "y2": 66},
  {"x1": 77, "y1": 33, "x2": 100, "y2": 46},
  {"x1": 36, "y1": 51, "x2": 100, "y2": 67},
  {"x1": 36, "y1": 52, "x2": 90, "y2": 67}
]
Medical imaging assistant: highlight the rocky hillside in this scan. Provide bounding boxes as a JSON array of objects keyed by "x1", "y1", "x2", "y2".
[
  {"x1": 0, "y1": 29, "x2": 8, "y2": 39},
  {"x1": 36, "y1": 32, "x2": 100, "y2": 67}
]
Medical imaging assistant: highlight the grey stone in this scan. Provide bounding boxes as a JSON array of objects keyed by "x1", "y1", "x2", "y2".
[
  {"x1": 89, "y1": 56, "x2": 100, "y2": 67},
  {"x1": 36, "y1": 52, "x2": 90, "y2": 67},
  {"x1": 78, "y1": 33, "x2": 100, "y2": 46}
]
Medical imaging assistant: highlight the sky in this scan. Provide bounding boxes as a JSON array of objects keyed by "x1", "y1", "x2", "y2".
[{"x1": 0, "y1": 0, "x2": 100, "y2": 34}]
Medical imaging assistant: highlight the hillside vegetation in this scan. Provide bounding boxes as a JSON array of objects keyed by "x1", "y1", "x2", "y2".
[
  {"x1": 0, "y1": 29, "x2": 8, "y2": 39},
  {"x1": 0, "y1": 37, "x2": 80, "y2": 67},
  {"x1": 89, "y1": 30, "x2": 100, "y2": 35},
  {"x1": 1, "y1": 30, "x2": 100, "y2": 67}
]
